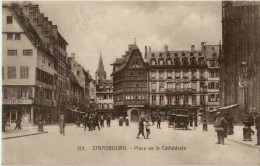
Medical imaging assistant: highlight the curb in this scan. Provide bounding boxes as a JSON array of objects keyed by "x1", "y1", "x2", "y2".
[{"x1": 2, "y1": 131, "x2": 48, "y2": 140}]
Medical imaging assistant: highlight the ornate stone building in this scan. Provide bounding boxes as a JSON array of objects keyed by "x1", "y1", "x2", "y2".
[{"x1": 111, "y1": 44, "x2": 148, "y2": 121}]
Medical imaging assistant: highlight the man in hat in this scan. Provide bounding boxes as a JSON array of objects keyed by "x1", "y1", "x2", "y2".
[
  {"x1": 157, "y1": 115, "x2": 161, "y2": 129},
  {"x1": 255, "y1": 112, "x2": 260, "y2": 145},
  {"x1": 214, "y1": 112, "x2": 227, "y2": 145},
  {"x1": 246, "y1": 111, "x2": 255, "y2": 135}
]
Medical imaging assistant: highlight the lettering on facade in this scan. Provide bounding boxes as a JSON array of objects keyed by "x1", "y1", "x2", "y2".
[
  {"x1": 2, "y1": 98, "x2": 34, "y2": 105},
  {"x1": 128, "y1": 105, "x2": 145, "y2": 108},
  {"x1": 166, "y1": 79, "x2": 190, "y2": 83}
]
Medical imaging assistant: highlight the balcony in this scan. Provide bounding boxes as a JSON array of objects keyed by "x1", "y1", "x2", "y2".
[{"x1": 165, "y1": 88, "x2": 192, "y2": 94}]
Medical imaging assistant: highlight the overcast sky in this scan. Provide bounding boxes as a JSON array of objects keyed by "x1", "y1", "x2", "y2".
[{"x1": 37, "y1": 1, "x2": 222, "y2": 78}]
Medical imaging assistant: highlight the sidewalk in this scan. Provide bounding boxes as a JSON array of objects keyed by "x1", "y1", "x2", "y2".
[
  {"x1": 193, "y1": 124, "x2": 259, "y2": 148},
  {"x1": 2, "y1": 126, "x2": 48, "y2": 140}
]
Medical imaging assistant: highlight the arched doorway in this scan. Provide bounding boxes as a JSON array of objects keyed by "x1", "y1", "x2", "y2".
[{"x1": 130, "y1": 109, "x2": 139, "y2": 122}]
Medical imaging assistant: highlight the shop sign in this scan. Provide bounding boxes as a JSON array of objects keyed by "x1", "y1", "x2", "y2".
[
  {"x1": 128, "y1": 105, "x2": 145, "y2": 108},
  {"x1": 2, "y1": 98, "x2": 34, "y2": 105},
  {"x1": 166, "y1": 79, "x2": 190, "y2": 83}
]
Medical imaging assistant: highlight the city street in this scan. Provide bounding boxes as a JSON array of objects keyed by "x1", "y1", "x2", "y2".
[{"x1": 2, "y1": 120, "x2": 260, "y2": 165}]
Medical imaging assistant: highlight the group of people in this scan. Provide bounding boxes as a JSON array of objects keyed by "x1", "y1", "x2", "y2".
[
  {"x1": 81, "y1": 113, "x2": 111, "y2": 131},
  {"x1": 214, "y1": 111, "x2": 260, "y2": 145},
  {"x1": 137, "y1": 117, "x2": 151, "y2": 139},
  {"x1": 119, "y1": 115, "x2": 129, "y2": 126}
]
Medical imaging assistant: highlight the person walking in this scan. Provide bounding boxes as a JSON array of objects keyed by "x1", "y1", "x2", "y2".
[
  {"x1": 94, "y1": 113, "x2": 100, "y2": 130},
  {"x1": 14, "y1": 118, "x2": 19, "y2": 130},
  {"x1": 137, "y1": 117, "x2": 146, "y2": 139},
  {"x1": 157, "y1": 115, "x2": 161, "y2": 129},
  {"x1": 18, "y1": 118, "x2": 22, "y2": 130},
  {"x1": 145, "y1": 120, "x2": 151, "y2": 139},
  {"x1": 214, "y1": 112, "x2": 227, "y2": 145},
  {"x1": 58, "y1": 115, "x2": 66, "y2": 136},
  {"x1": 152, "y1": 116, "x2": 155, "y2": 125},
  {"x1": 248, "y1": 112, "x2": 255, "y2": 135},
  {"x1": 255, "y1": 112, "x2": 260, "y2": 146},
  {"x1": 100, "y1": 115, "x2": 104, "y2": 128},
  {"x1": 106, "y1": 115, "x2": 111, "y2": 127},
  {"x1": 225, "y1": 112, "x2": 234, "y2": 135}
]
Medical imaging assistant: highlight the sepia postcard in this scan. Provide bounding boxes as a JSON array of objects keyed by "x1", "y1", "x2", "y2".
[{"x1": 1, "y1": 0, "x2": 260, "y2": 165}]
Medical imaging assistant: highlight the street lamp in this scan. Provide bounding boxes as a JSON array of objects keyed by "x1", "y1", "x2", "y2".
[
  {"x1": 38, "y1": 84, "x2": 44, "y2": 132},
  {"x1": 202, "y1": 83, "x2": 208, "y2": 131}
]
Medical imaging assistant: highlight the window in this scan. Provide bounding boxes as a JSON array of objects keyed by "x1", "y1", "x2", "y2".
[
  {"x1": 151, "y1": 83, "x2": 156, "y2": 91},
  {"x1": 8, "y1": 50, "x2": 17, "y2": 56},
  {"x1": 159, "y1": 71, "x2": 164, "y2": 79},
  {"x1": 174, "y1": 58, "x2": 180, "y2": 65},
  {"x1": 200, "y1": 70, "x2": 204, "y2": 78},
  {"x1": 167, "y1": 71, "x2": 172, "y2": 78},
  {"x1": 190, "y1": 57, "x2": 196, "y2": 65},
  {"x1": 42, "y1": 54, "x2": 45, "y2": 63},
  {"x1": 200, "y1": 95, "x2": 205, "y2": 104},
  {"x1": 184, "y1": 83, "x2": 189, "y2": 89},
  {"x1": 210, "y1": 94, "x2": 216, "y2": 102},
  {"x1": 191, "y1": 70, "x2": 196, "y2": 79},
  {"x1": 151, "y1": 59, "x2": 156, "y2": 65},
  {"x1": 183, "y1": 70, "x2": 188, "y2": 78},
  {"x1": 15, "y1": 33, "x2": 20, "y2": 40},
  {"x1": 175, "y1": 96, "x2": 180, "y2": 105},
  {"x1": 151, "y1": 71, "x2": 156, "y2": 79},
  {"x1": 159, "y1": 59, "x2": 164, "y2": 65},
  {"x1": 192, "y1": 95, "x2": 197, "y2": 105},
  {"x1": 160, "y1": 95, "x2": 164, "y2": 104},
  {"x1": 184, "y1": 95, "x2": 189, "y2": 105},
  {"x1": 167, "y1": 59, "x2": 172, "y2": 65},
  {"x1": 152, "y1": 95, "x2": 156, "y2": 102},
  {"x1": 182, "y1": 58, "x2": 189, "y2": 65},
  {"x1": 20, "y1": 66, "x2": 29, "y2": 79},
  {"x1": 192, "y1": 82, "x2": 197, "y2": 90},
  {"x1": 159, "y1": 82, "x2": 164, "y2": 92},
  {"x1": 7, "y1": 67, "x2": 16, "y2": 79},
  {"x1": 167, "y1": 83, "x2": 173, "y2": 89},
  {"x1": 198, "y1": 58, "x2": 205, "y2": 65},
  {"x1": 168, "y1": 96, "x2": 173, "y2": 105},
  {"x1": 7, "y1": 33, "x2": 13, "y2": 40},
  {"x1": 175, "y1": 83, "x2": 180, "y2": 89},
  {"x1": 23, "y1": 49, "x2": 33, "y2": 56},
  {"x1": 175, "y1": 71, "x2": 180, "y2": 79},
  {"x1": 7, "y1": 16, "x2": 13, "y2": 24}
]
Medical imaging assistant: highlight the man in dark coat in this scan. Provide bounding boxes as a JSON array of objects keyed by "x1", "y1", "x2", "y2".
[
  {"x1": 255, "y1": 112, "x2": 260, "y2": 145},
  {"x1": 225, "y1": 112, "x2": 234, "y2": 135},
  {"x1": 106, "y1": 115, "x2": 111, "y2": 127},
  {"x1": 157, "y1": 115, "x2": 161, "y2": 129},
  {"x1": 94, "y1": 113, "x2": 100, "y2": 130},
  {"x1": 247, "y1": 112, "x2": 255, "y2": 135},
  {"x1": 137, "y1": 117, "x2": 146, "y2": 139},
  {"x1": 214, "y1": 112, "x2": 227, "y2": 145}
]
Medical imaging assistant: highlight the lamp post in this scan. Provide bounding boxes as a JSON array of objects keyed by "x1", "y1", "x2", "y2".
[
  {"x1": 202, "y1": 83, "x2": 208, "y2": 131},
  {"x1": 38, "y1": 85, "x2": 44, "y2": 132}
]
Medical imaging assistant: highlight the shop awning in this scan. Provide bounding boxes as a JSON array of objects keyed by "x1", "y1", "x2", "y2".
[{"x1": 209, "y1": 104, "x2": 239, "y2": 113}]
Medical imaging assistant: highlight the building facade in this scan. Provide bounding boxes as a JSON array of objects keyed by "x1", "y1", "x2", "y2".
[
  {"x1": 2, "y1": 2, "x2": 60, "y2": 126},
  {"x1": 146, "y1": 44, "x2": 210, "y2": 120},
  {"x1": 221, "y1": 1, "x2": 260, "y2": 121},
  {"x1": 111, "y1": 44, "x2": 149, "y2": 121}
]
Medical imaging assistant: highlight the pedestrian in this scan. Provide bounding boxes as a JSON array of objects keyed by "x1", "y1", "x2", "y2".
[
  {"x1": 197, "y1": 115, "x2": 202, "y2": 125},
  {"x1": 145, "y1": 120, "x2": 151, "y2": 139},
  {"x1": 125, "y1": 115, "x2": 129, "y2": 126},
  {"x1": 106, "y1": 115, "x2": 111, "y2": 127},
  {"x1": 248, "y1": 112, "x2": 255, "y2": 135},
  {"x1": 157, "y1": 115, "x2": 161, "y2": 129},
  {"x1": 58, "y1": 115, "x2": 66, "y2": 136},
  {"x1": 18, "y1": 118, "x2": 22, "y2": 130},
  {"x1": 225, "y1": 111, "x2": 234, "y2": 135},
  {"x1": 214, "y1": 112, "x2": 227, "y2": 145},
  {"x1": 255, "y1": 112, "x2": 260, "y2": 146},
  {"x1": 100, "y1": 115, "x2": 104, "y2": 128},
  {"x1": 137, "y1": 117, "x2": 146, "y2": 139},
  {"x1": 89, "y1": 114, "x2": 94, "y2": 131},
  {"x1": 119, "y1": 115, "x2": 123, "y2": 126},
  {"x1": 152, "y1": 116, "x2": 155, "y2": 125},
  {"x1": 94, "y1": 113, "x2": 100, "y2": 130}
]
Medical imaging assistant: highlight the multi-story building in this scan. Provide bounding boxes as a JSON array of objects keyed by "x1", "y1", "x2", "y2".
[
  {"x1": 221, "y1": 1, "x2": 260, "y2": 121},
  {"x1": 2, "y1": 2, "x2": 61, "y2": 126},
  {"x1": 146, "y1": 44, "x2": 209, "y2": 119},
  {"x1": 111, "y1": 44, "x2": 148, "y2": 121},
  {"x1": 96, "y1": 54, "x2": 114, "y2": 116},
  {"x1": 89, "y1": 78, "x2": 96, "y2": 110}
]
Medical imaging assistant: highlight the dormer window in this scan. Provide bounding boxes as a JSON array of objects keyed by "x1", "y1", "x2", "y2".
[
  {"x1": 159, "y1": 59, "x2": 164, "y2": 65},
  {"x1": 182, "y1": 57, "x2": 189, "y2": 65},
  {"x1": 166, "y1": 59, "x2": 172, "y2": 65},
  {"x1": 174, "y1": 58, "x2": 180, "y2": 65},
  {"x1": 174, "y1": 53, "x2": 178, "y2": 57},
  {"x1": 190, "y1": 57, "x2": 196, "y2": 65},
  {"x1": 182, "y1": 53, "x2": 185, "y2": 56},
  {"x1": 198, "y1": 57, "x2": 205, "y2": 65},
  {"x1": 198, "y1": 52, "x2": 202, "y2": 56},
  {"x1": 190, "y1": 53, "x2": 194, "y2": 57},
  {"x1": 159, "y1": 53, "x2": 163, "y2": 58},
  {"x1": 167, "y1": 52, "x2": 171, "y2": 57}
]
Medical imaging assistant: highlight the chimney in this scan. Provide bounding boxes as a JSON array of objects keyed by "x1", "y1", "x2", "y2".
[
  {"x1": 144, "y1": 46, "x2": 148, "y2": 59},
  {"x1": 164, "y1": 45, "x2": 168, "y2": 52},
  {"x1": 191, "y1": 45, "x2": 195, "y2": 52},
  {"x1": 71, "y1": 53, "x2": 75, "y2": 60},
  {"x1": 201, "y1": 42, "x2": 205, "y2": 51}
]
